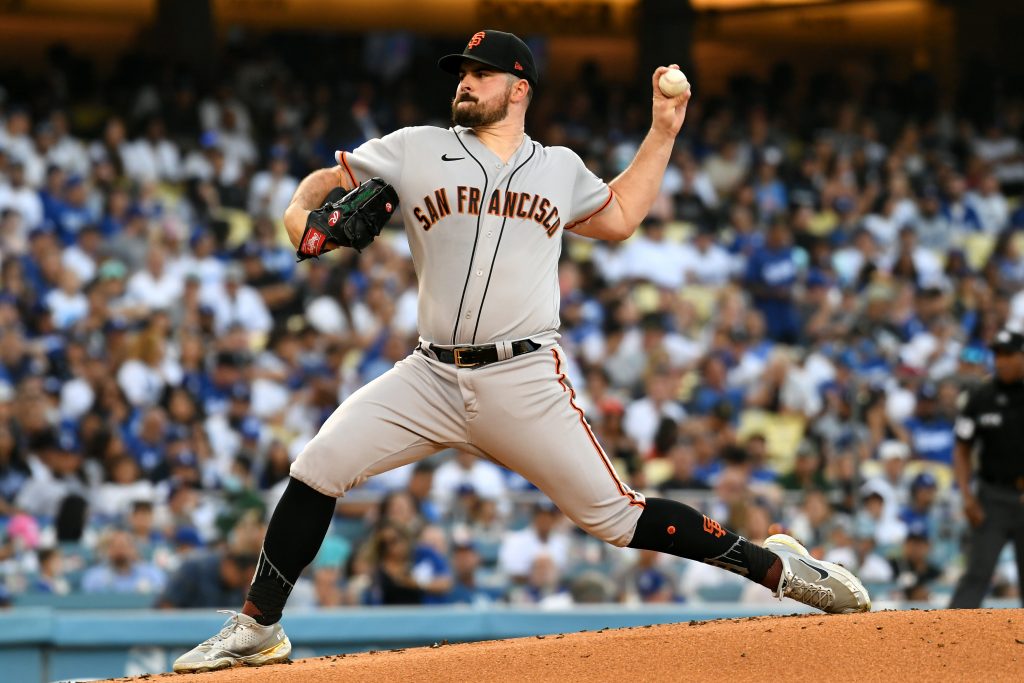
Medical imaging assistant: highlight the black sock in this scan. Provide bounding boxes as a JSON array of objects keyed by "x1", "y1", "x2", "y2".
[
  {"x1": 627, "y1": 497, "x2": 778, "y2": 584},
  {"x1": 246, "y1": 477, "x2": 336, "y2": 625}
]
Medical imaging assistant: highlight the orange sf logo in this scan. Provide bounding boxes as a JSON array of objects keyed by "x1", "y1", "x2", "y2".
[
  {"x1": 703, "y1": 515, "x2": 726, "y2": 538},
  {"x1": 467, "y1": 32, "x2": 485, "y2": 50}
]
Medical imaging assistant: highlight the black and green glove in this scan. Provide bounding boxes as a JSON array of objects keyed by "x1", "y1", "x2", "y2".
[{"x1": 296, "y1": 177, "x2": 399, "y2": 260}]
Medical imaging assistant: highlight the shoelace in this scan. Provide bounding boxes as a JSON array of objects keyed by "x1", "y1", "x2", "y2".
[
  {"x1": 200, "y1": 610, "x2": 246, "y2": 647},
  {"x1": 783, "y1": 575, "x2": 835, "y2": 610}
]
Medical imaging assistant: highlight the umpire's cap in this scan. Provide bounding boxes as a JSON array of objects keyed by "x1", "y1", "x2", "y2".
[
  {"x1": 990, "y1": 328, "x2": 1024, "y2": 353},
  {"x1": 438, "y1": 30, "x2": 539, "y2": 87}
]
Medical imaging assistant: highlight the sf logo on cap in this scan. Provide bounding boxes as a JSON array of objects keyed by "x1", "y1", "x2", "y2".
[{"x1": 468, "y1": 31, "x2": 485, "y2": 49}]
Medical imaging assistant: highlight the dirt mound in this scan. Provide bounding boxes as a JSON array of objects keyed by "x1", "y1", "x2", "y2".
[{"x1": 114, "y1": 609, "x2": 1024, "y2": 682}]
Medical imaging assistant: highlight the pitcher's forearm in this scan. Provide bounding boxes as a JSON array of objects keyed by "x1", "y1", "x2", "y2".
[
  {"x1": 284, "y1": 166, "x2": 352, "y2": 247},
  {"x1": 608, "y1": 127, "x2": 675, "y2": 228}
]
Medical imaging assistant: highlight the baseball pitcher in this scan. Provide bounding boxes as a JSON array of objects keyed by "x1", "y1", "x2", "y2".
[{"x1": 174, "y1": 30, "x2": 869, "y2": 673}]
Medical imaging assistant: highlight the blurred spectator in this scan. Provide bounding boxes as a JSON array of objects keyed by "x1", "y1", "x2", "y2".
[
  {"x1": 498, "y1": 503, "x2": 569, "y2": 582},
  {"x1": 157, "y1": 548, "x2": 259, "y2": 608},
  {"x1": 658, "y1": 437, "x2": 710, "y2": 491},
  {"x1": 744, "y1": 218, "x2": 800, "y2": 344},
  {"x1": 0, "y1": 419, "x2": 29, "y2": 515},
  {"x1": 405, "y1": 461, "x2": 440, "y2": 524},
  {"x1": 448, "y1": 540, "x2": 503, "y2": 605},
  {"x1": 901, "y1": 383, "x2": 955, "y2": 465},
  {"x1": 890, "y1": 526, "x2": 942, "y2": 601},
  {"x1": 248, "y1": 146, "x2": 298, "y2": 219},
  {"x1": 92, "y1": 456, "x2": 156, "y2": 519},
  {"x1": 30, "y1": 546, "x2": 71, "y2": 595},
  {"x1": 306, "y1": 536, "x2": 352, "y2": 608},
  {"x1": 81, "y1": 528, "x2": 166, "y2": 594},
  {"x1": 778, "y1": 440, "x2": 829, "y2": 492},
  {"x1": 15, "y1": 429, "x2": 88, "y2": 518},
  {"x1": 823, "y1": 520, "x2": 894, "y2": 585},
  {"x1": 856, "y1": 485, "x2": 908, "y2": 549},
  {"x1": 432, "y1": 450, "x2": 507, "y2": 516},
  {"x1": 620, "y1": 217, "x2": 687, "y2": 290},
  {"x1": 369, "y1": 523, "x2": 423, "y2": 605},
  {"x1": 411, "y1": 525, "x2": 453, "y2": 604},
  {"x1": 624, "y1": 370, "x2": 685, "y2": 455},
  {"x1": 863, "y1": 440, "x2": 912, "y2": 509},
  {"x1": 508, "y1": 554, "x2": 572, "y2": 608},
  {"x1": 789, "y1": 489, "x2": 839, "y2": 551},
  {"x1": 899, "y1": 472, "x2": 940, "y2": 539},
  {"x1": 620, "y1": 549, "x2": 679, "y2": 603}
]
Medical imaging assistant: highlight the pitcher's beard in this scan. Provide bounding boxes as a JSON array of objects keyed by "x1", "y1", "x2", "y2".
[{"x1": 451, "y1": 92, "x2": 511, "y2": 127}]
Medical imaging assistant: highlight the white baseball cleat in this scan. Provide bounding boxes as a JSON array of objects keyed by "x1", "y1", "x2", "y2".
[
  {"x1": 765, "y1": 534, "x2": 871, "y2": 614},
  {"x1": 172, "y1": 610, "x2": 292, "y2": 673}
]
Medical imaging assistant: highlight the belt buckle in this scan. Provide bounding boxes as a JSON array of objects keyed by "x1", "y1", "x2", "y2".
[{"x1": 453, "y1": 347, "x2": 479, "y2": 368}]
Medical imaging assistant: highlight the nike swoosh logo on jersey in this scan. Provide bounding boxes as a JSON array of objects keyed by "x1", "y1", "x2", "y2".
[
  {"x1": 796, "y1": 558, "x2": 830, "y2": 581},
  {"x1": 441, "y1": 154, "x2": 465, "y2": 161}
]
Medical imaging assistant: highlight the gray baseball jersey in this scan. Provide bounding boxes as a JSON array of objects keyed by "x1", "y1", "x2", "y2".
[
  {"x1": 336, "y1": 126, "x2": 613, "y2": 345},
  {"x1": 292, "y1": 125, "x2": 645, "y2": 548}
]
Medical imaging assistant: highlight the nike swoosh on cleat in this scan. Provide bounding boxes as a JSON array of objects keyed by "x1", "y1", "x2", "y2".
[
  {"x1": 796, "y1": 558, "x2": 830, "y2": 581},
  {"x1": 441, "y1": 154, "x2": 465, "y2": 161}
]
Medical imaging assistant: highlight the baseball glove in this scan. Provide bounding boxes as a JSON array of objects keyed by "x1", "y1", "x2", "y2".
[{"x1": 296, "y1": 177, "x2": 399, "y2": 260}]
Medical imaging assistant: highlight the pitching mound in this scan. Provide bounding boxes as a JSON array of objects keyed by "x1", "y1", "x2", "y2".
[{"x1": 114, "y1": 609, "x2": 1024, "y2": 682}]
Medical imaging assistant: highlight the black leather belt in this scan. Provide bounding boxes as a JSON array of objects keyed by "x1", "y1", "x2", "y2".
[{"x1": 425, "y1": 340, "x2": 541, "y2": 368}]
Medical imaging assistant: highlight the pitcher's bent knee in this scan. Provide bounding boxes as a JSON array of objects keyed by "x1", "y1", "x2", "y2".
[
  {"x1": 573, "y1": 502, "x2": 644, "y2": 548},
  {"x1": 289, "y1": 438, "x2": 363, "y2": 498}
]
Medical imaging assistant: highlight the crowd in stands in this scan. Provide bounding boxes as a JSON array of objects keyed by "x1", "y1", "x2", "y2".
[{"x1": 1, "y1": 35, "x2": 1023, "y2": 610}]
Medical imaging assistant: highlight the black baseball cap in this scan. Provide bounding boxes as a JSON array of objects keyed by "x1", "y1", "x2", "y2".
[
  {"x1": 438, "y1": 30, "x2": 539, "y2": 87},
  {"x1": 990, "y1": 329, "x2": 1024, "y2": 353}
]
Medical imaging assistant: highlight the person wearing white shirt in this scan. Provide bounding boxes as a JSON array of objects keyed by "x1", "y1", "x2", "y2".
[
  {"x1": 172, "y1": 231, "x2": 225, "y2": 288},
  {"x1": 497, "y1": 503, "x2": 570, "y2": 581},
  {"x1": 682, "y1": 227, "x2": 733, "y2": 286},
  {"x1": 45, "y1": 269, "x2": 88, "y2": 330},
  {"x1": 199, "y1": 265, "x2": 272, "y2": 336},
  {"x1": 968, "y1": 173, "x2": 1009, "y2": 232},
  {"x1": 248, "y1": 151, "x2": 299, "y2": 220},
  {"x1": 0, "y1": 161, "x2": 44, "y2": 229},
  {"x1": 623, "y1": 371, "x2": 686, "y2": 455},
  {"x1": 431, "y1": 450, "x2": 508, "y2": 515},
  {"x1": 45, "y1": 111, "x2": 91, "y2": 176},
  {"x1": 661, "y1": 150, "x2": 719, "y2": 210},
  {"x1": 127, "y1": 245, "x2": 185, "y2": 312},
  {"x1": 129, "y1": 117, "x2": 182, "y2": 183},
  {"x1": 0, "y1": 110, "x2": 44, "y2": 187},
  {"x1": 619, "y1": 217, "x2": 688, "y2": 290},
  {"x1": 61, "y1": 224, "x2": 103, "y2": 284},
  {"x1": 117, "y1": 333, "x2": 182, "y2": 409},
  {"x1": 15, "y1": 431, "x2": 89, "y2": 518}
]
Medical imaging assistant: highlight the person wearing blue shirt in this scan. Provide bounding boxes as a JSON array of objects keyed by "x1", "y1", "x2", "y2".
[
  {"x1": 447, "y1": 542, "x2": 504, "y2": 605},
  {"x1": 81, "y1": 529, "x2": 167, "y2": 594},
  {"x1": 412, "y1": 527, "x2": 454, "y2": 605},
  {"x1": 744, "y1": 217, "x2": 801, "y2": 344},
  {"x1": 899, "y1": 472, "x2": 939, "y2": 539},
  {"x1": 52, "y1": 175, "x2": 97, "y2": 246},
  {"x1": 903, "y1": 383, "x2": 955, "y2": 465},
  {"x1": 688, "y1": 354, "x2": 745, "y2": 417}
]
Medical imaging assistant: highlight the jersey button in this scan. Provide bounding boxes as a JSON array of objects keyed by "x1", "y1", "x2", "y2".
[
  {"x1": 476, "y1": 269, "x2": 483, "y2": 276},
  {"x1": 487, "y1": 232, "x2": 493, "y2": 238}
]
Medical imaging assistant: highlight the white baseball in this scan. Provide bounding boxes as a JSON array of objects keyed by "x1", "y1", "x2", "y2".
[{"x1": 658, "y1": 68, "x2": 690, "y2": 98}]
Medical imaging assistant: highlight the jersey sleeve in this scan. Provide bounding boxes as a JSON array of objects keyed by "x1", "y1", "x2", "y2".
[
  {"x1": 563, "y1": 150, "x2": 615, "y2": 230},
  {"x1": 953, "y1": 388, "x2": 979, "y2": 444},
  {"x1": 335, "y1": 128, "x2": 408, "y2": 188}
]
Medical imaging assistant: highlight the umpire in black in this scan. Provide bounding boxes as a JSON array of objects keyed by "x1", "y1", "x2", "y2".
[{"x1": 949, "y1": 328, "x2": 1024, "y2": 608}]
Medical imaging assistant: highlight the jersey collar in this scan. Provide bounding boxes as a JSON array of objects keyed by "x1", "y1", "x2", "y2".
[{"x1": 453, "y1": 126, "x2": 532, "y2": 169}]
